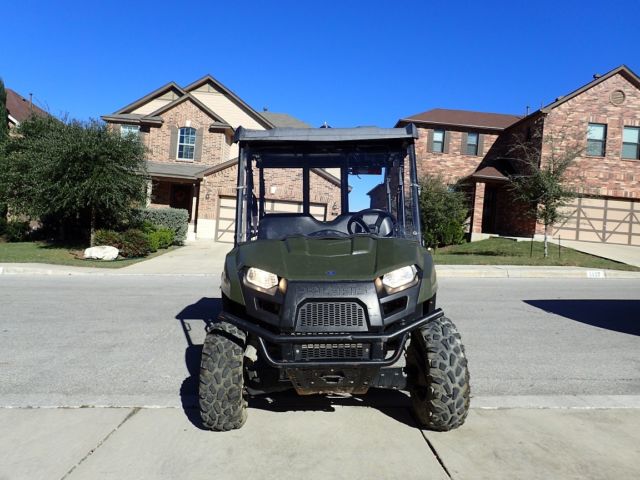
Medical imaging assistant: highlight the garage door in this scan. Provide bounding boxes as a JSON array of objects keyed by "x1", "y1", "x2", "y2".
[
  {"x1": 552, "y1": 196, "x2": 640, "y2": 246},
  {"x1": 214, "y1": 196, "x2": 328, "y2": 243}
]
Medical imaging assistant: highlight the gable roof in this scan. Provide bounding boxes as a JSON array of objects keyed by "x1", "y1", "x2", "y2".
[
  {"x1": 146, "y1": 92, "x2": 231, "y2": 127},
  {"x1": 260, "y1": 111, "x2": 311, "y2": 128},
  {"x1": 6, "y1": 88, "x2": 49, "y2": 123},
  {"x1": 114, "y1": 82, "x2": 185, "y2": 115},
  {"x1": 540, "y1": 64, "x2": 640, "y2": 113},
  {"x1": 184, "y1": 74, "x2": 274, "y2": 129},
  {"x1": 398, "y1": 108, "x2": 521, "y2": 130}
]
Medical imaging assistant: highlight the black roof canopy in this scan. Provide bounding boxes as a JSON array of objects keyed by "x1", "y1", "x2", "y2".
[{"x1": 234, "y1": 125, "x2": 418, "y2": 169}]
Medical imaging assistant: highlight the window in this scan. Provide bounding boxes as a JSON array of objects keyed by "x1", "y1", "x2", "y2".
[
  {"x1": 120, "y1": 124, "x2": 139, "y2": 138},
  {"x1": 587, "y1": 123, "x2": 606, "y2": 156},
  {"x1": 178, "y1": 127, "x2": 197, "y2": 160},
  {"x1": 622, "y1": 126, "x2": 640, "y2": 160},
  {"x1": 466, "y1": 132, "x2": 479, "y2": 155},
  {"x1": 432, "y1": 129, "x2": 445, "y2": 153}
]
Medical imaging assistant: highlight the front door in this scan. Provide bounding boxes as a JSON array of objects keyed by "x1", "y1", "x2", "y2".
[
  {"x1": 170, "y1": 184, "x2": 193, "y2": 221},
  {"x1": 481, "y1": 185, "x2": 497, "y2": 234}
]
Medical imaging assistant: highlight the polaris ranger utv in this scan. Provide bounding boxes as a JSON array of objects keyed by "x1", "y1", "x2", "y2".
[{"x1": 200, "y1": 125, "x2": 470, "y2": 431}]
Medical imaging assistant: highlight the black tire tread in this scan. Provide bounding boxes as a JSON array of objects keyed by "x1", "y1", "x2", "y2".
[
  {"x1": 199, "y1": 322, "x2": 247, "y2": 431},
  {"x1": 408, "y1": 316, "x2": 470, "y2": 431}
]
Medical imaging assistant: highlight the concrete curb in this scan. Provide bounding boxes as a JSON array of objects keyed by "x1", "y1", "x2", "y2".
[
  {"x1": 1, "y1": 263, "x2": 640, "y2": 278},
  {"x1": 435, "y1": 265, "x2": 640, "y2": 279}
]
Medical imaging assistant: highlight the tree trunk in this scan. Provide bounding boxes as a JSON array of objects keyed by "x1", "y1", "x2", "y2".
[
  {"x1": 543, "y1": 225, "x2": 548, "y2": 258},
  {"x1": 90, "y1": 208, "x2": 96, "y2": 247}
]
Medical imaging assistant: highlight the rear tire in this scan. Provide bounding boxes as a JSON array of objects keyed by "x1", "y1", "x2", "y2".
[
  {"x1": 407, "y1": 316, "x2": 470, "y2": 431},
  {"x1": 199, "y1": 322, "x2": 247, "y2": 431}
]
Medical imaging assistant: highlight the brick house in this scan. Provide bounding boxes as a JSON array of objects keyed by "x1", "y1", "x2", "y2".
[
  {"x1": 5, "y1": 88, "x2": 49, "y2": 129},
  {"x1": 381, "y1": 65, "x2": 640, "y2": 246},
  {"x1": 102, "y1": 75, "x2": 342, "y2": 242}
]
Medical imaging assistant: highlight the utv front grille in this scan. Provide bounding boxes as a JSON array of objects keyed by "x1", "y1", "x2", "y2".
[
  {"x1": 297, "y1": 343, "x2": 369, "y2": 361},
  {"x1": 297, "y1": 301, "x2": 366, "y2": 331}
]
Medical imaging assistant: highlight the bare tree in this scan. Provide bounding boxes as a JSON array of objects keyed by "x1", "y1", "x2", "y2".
[{"x1": 508, "y1": 126, "x2": 583, "y2": 257}]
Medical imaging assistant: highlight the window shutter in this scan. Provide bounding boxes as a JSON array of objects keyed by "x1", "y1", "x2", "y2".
[
  {"x1": 169, "y1": 126, "x2": 179, "y2": 159},
  {"x1": 478, "y1": 134, "x2": 485, "y2": 156},
  {"x1": 427, "y1": 129, "x2": 434, "y2": 153},
  {"x1": 460, "y1": 132, "x2": 468, "y2": 155},
  {"x1": 194, "y1": 128, "x2": 204, "y2": 162},
  {"x1": 443, "y1": 131, "x2": 451, "y2": 154}
]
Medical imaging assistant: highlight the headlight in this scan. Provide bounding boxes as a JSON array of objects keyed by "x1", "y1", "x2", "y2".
[
  {"x1": 245, "y1": 267, "x2": 279, "y2": 291},
  {"x1": 381, "y1": 265, "x2": 417, "y2": 293}
]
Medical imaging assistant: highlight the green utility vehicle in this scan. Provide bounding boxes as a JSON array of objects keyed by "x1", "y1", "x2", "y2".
[{"x1": 199, "y1": 125, "x2": 470, "y2": 431}]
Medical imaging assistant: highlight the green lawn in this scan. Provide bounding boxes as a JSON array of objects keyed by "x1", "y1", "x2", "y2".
[
  {"x1": 0, "y1": 241, "x2": 178, "y2": 268},
  {"x1": 432, "y1": 237, "x2": 639, "y2": 271}
]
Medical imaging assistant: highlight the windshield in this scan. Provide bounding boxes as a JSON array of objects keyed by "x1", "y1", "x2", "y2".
[{"x1": 232, "y1": 127, "x2": 422, "y2": 245}]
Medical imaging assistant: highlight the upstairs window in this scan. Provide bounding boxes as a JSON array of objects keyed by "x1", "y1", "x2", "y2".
[
  {"x1": 432, "y1": 129, "x2": 445, "y2": 153},
  {"x1": 178, "y1": 127, "x2": 197, "y2": 160},
  {"x1": 120, "y1": 124, "x2": 139, "y2": 138},
  {"x1": 622, "y1": 126, "x2": 640, "y2": 160},
  {"x1": 587, "y1": 123, "x2": 607, "y2": 157},
  {"x1": 466, "y1": 132, "x2": 479, "y2": 155}
]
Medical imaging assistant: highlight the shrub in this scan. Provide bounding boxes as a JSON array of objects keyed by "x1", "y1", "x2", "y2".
[
  {"x1": 419, "y1": 176, "x2": 469, "y2": 249},
  {"x1": 5, "y1": 221, "x2": 30, "y2": 242},
  {"x1": 0, "y1": 217, "x2": 6, "y2": 236},
  {"x1": 156, "y1": 228, "x2": 175, "y2": 249},
  {"x1": 140, "y1": 220, "x2": 157, "y2": 234},
  {"x1": 120, "y1": 229, "x2": 151, "y2": 258},
  {"x1": 134, "y1": 208, "x2": 188, "y2": 245},
  {"x1": 94, "y1": 229, "x2": 123, "y2": 248},
  {"x1": 146, "y1": 231, "x2": 160, "y2": 252}
]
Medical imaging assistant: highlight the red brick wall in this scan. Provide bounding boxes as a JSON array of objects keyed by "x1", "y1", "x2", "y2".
[
  {"x1": 413, "y1": 126, "x2": 501, "y2": 183},
  {"x1": 541, "y1": 73, "x2": 640, "y2": 200}
]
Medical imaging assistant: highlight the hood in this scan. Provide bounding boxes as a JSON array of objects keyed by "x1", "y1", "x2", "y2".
[{"x1": 232, "y1": 236, "x2": 426, "y2": 281}]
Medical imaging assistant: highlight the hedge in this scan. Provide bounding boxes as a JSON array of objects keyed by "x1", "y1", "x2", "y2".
[
  {"x1": 135, "y1": 208, "x2": 188, "y2": 245},
  {"x1": 5, "y1": 221, "x2": 30, "y2": 242}
]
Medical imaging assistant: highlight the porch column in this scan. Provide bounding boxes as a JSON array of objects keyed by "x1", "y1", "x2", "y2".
[
  {"x1": 470, "y1": 181, "x2": 486, "y2": 241},
  {"x1": 146, "y1": 179, "x2": 152, "y2": 207}
]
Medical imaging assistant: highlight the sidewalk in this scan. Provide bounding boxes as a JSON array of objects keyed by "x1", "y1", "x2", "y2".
[{"x1": 2, "y1": 406, "x2": 638, "y2": 479}]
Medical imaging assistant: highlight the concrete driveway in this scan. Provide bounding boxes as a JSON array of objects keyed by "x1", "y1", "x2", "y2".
[
  {"x1": 549, "y1": 238, "x2": 640, "y2": 267},
  {"x1": 120, "y1": 239, "x2": 232, "y2": 274}
]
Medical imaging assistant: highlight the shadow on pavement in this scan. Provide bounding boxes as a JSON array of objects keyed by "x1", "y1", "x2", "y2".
[
  {"x1": 524, "y1": 299, "x2": 640, "y2": 336},
  {"x1": 175, "y1": 296, "x2": 418, "y2": 430},
  {"x1": 176, "y1": 297, "x2": 223, "y2": 429}
]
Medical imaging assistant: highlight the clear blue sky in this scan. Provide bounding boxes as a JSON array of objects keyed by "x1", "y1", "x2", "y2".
[{"x1": 2, "y1": 0, "x2": 639, "y2": 209}]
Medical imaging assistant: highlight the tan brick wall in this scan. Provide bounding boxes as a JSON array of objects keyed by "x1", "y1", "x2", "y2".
[
  {"x1": 142, "y1": 100, "x2": 229, "y2": 166},
  {"x1": 542, "y1": 73, "x2": 640, "y2": 199},
  {"x1": 197, "y1": 165, "x2": 342, "y2": 221}
]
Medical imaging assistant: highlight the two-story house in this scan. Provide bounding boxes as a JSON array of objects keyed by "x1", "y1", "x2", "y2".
[
  {"x1": 102, "y1": 75, "x2": 341, "y2": 242},
  {"x1": 383, "y1": 65, "x2": 640, "y2": 247}
]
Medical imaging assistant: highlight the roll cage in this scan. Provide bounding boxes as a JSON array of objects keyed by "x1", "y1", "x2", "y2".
[{"x1": 232, "y1": 125, "x2": 422, "y2": 245}]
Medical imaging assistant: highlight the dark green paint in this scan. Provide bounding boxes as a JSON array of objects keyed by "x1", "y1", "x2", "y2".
[{"x1": 222, "y1": 235, "x2": 437, "y2": 306}]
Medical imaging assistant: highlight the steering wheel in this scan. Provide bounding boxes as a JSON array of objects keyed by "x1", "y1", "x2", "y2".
[{"x1": 347, "y1": 209, "x2": 395, "y2": 235}]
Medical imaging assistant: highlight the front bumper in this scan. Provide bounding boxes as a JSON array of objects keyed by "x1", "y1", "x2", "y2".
[{"x1": 219, "y1": 308, "x2": 443, "y2": 368}]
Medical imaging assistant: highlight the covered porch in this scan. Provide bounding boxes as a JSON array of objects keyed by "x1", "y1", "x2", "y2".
[
  {"x1": 146, "y1": 161, "x2": 213, "y2": 241},
  {"x1": 469, "y1": 166, "x2": 536, "y2": 241}
]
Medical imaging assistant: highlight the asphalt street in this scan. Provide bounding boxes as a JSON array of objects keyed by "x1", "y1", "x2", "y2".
[
  {"x1": 2, "y1": 275, "x2": 640, "y2": 480},
  {"x1": 0, "y1": 275, "x2": 638, "y2": 407}
]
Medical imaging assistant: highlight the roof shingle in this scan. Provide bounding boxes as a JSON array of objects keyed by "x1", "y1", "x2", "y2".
[
  {"x1": 6, "y1": 89, "x2": 49, "y2": 123},
  {"x1": 399, "y1": 108, "x2": 521, "y2": 130}
]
